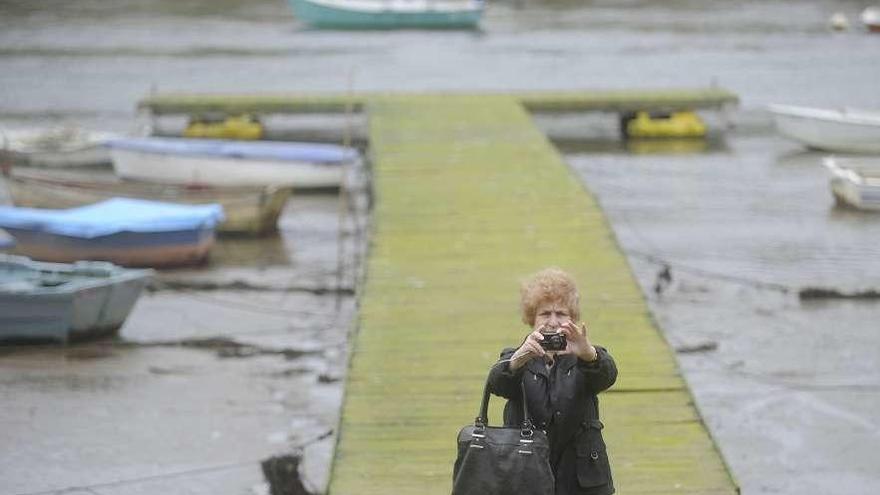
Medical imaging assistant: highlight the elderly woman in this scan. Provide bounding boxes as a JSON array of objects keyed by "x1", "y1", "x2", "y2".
[{"x1": 488, "y1": 267, "x2": 618, "y2": 495}]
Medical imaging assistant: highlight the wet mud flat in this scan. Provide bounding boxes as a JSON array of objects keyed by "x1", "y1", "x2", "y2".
[
  {"x1": 0, "y1": 188, "x2": 368, "y2": 495},
  {"x1": 563, "y1": 125, "x2": 880, "y2": 495}
]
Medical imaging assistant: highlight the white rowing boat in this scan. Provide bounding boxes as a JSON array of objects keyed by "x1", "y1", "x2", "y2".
[
  {"x1": 106, "y1": 137, "x2": 357, "y2": 189},
  {"x1": 767, "y1": 104, "x2": 880, "y2": 154},
  {"x1": 823, "y1": 157, "x2": 880, "y2": 211}
]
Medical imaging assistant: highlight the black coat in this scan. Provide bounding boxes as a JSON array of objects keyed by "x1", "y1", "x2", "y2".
[{"x1": 488, "y1": 346, "x2": 618, "y2": 495}]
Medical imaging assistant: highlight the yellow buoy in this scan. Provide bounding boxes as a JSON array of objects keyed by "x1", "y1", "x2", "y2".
[
  {"x1": 183, "y1": 114, "x2": 264, "y2": 140},
  {"x1": 623, "y1": 110, "x2": 707, "y2": 139}
]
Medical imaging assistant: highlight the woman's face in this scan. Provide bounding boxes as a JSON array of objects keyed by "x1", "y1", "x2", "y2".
[{"x1": 533, "y1": 301, "x2": 572, "y2": 332}]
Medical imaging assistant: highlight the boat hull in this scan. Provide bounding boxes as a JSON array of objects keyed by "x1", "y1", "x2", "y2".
[
  {"x1": 287, "y1": 0, "x2": 483, "y2": 29},
  {"x1": 829, "y1": 179, "x2": 880, "y2": 210},
  {"x1": 4, "y1": 170, "x2": 290, "y2": 236},
  {"x1": 5, "y1": 227, "x2": 215, "y2": 268},
  {"x1": 110, "y1": 147, "x2": 344, "y2": 189},
  {"x1": 768, "y1": 104, "x2": 880, "y2": 153},
  {"x1": 0, "y1": 256, "x2": 152, "y2": 343},
  {"x1": 12, "y1": 147, "x2": 111, "y2": 168},
  {"x1": 0, "y1": 291, "x2": 72, "y2": 342},
  {"x1": 824, "y1": 157, "x2": 880, "y2": 211}
]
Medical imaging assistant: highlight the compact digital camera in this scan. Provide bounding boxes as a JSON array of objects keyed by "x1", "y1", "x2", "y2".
[{"x1": 539, "y1": 332, "x2": 567, "y2": 351}]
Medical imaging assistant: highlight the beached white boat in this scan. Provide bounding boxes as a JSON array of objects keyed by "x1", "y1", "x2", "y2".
[
  {"x1": 2, "y1": 127, "x2": 117, "y2": 168},
  {"x1": 287, "y1": 0, "x2": 484, "y2": 29},
  {"x1": 0, "y1": 255, "x2": 152, "y2": 343},
  {"x1": 106, "y1": 137, "x2": 357, "y2": 189},
  {"x1": 4, "y1": 169, "x2": 290, "y2": 236},
  {"x1": 767, "y1": 104, "x2": 880, "y2": 153},
  {"x1": 823, "y1": 157, "x2": 880, "y2": 211}
]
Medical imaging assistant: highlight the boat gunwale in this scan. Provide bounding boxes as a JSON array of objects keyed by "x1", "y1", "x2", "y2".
[
  {"x1": 104, "y1": 137, "x2": 358, "y2": 165},
  {"x1": 0, "y1": 255, "x2": 153, "y2": 296},
  {"x1": 5, "y1": 169, "x2": 288, "y2": 205},
  {"x1": 824, "y1": 157, "x2": 880, "y2": 186},
  {"x1": 768, "y1": 103, "x2": 880, "y2": 127}
]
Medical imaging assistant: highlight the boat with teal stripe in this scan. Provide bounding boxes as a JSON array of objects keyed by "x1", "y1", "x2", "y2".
[{"x1": 287, "y1": 0, "x2": 484, "y2": 29}]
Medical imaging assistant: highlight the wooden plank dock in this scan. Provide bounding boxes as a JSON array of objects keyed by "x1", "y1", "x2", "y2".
[
  {"x1": 138, "y1": 88, "x2": 737, "y2": 116},
  {"x1": 327, "y1": 94, "x2": 739, "y2": 494}
]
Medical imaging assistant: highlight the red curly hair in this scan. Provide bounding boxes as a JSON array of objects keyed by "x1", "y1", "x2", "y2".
[{"x1": 520, "y1": 267, "x2": 580, "y2": 326}]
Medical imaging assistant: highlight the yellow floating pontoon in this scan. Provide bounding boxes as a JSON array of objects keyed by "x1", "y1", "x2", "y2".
[
  {"x1": 623, "y1": 110, "x2": 707, "y2": 139},
  {"x1": 183, "y1": 114, "x2": 264, "y2": 140}
]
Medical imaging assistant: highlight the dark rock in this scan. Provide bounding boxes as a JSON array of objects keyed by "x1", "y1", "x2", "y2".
[
  {"x1": 261, "y1": 452, "x2": 313, "y2": 495},
  {"x1": 675, "y1": 341, "x2": 719, "y2": 354},
  {"x1": 799, "y1": 287, "x2": 880, "y2": 300}
]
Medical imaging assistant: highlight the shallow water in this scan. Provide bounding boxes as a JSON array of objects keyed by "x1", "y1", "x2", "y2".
[{"x1": 2, "y1": 0, "x2": 880, "y2": 493}]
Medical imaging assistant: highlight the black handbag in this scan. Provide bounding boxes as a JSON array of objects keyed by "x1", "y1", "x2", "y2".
[{"x1": 452, "y1": 373, "x2": 555, "y2": 495}]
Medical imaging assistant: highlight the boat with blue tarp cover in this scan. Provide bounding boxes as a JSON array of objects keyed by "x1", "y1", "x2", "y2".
[
  {"x1": 0, "y1": 198, "x2": 224, "y2": 267},
  {"x1": 287, "y1": 0, "x2": 484, "y2": 29},
  {"x1": 0, "y1": 255, "x2": 152, "y2": 343},
  {"x1": 105, "y1": 137, "x2": 358, "y2": 188}
]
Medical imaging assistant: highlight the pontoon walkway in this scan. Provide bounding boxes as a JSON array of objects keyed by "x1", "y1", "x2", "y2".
[{"x1": 328, "y1": 94, "x2": 738, "y2": 494}]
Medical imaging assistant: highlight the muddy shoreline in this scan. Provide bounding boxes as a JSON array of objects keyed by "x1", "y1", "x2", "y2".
[{"x1": 0, "y1": 185, "x2": 368, "y2": 494}]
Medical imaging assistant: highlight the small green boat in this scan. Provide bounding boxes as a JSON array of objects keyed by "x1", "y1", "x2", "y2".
[
  {"x1": 287, "y1": 0, "x2": 484, "y2": 29},
  {"x1": 0, "y1": 255, "x2": 152, "y2": 343}
]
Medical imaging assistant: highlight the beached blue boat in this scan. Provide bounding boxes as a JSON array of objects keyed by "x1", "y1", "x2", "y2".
[
  {"x1": 287, "y1": 0, "x2": 484, "y2": 29},
  {"x1": 0, "y1": 255, "x2": 152, "y2": 343},
  {"x1": 0, "y1": 198, "x2": 224, "y2": 268}
]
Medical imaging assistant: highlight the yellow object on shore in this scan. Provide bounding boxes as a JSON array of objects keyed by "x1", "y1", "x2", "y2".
[
  {"x1": 183, "y1": 114, "x2": 264, "y2": 140},
  {"x1": 625, "y1": 110, "x2": 707, "y2": 139}
]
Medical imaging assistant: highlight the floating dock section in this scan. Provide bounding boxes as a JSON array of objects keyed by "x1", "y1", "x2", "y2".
[
  {"x1": 139, "y1": 88, "x2": 738, "y2": 116},
  {"x1": 323, "y1": 94, "x2": 738, "y2": 494}
]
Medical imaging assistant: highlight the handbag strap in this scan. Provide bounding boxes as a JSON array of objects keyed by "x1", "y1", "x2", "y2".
[{"x1": 475, "y1": 364, "x2": 535, "y2": 435}]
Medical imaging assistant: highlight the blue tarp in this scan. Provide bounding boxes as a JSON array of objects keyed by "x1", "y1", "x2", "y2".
[
  {"x1": 0, "y1": 198, "x2": 224, "y2": 239},
  {"x1": 105, "y1": 137, "x2": 358, "y2": 164}
]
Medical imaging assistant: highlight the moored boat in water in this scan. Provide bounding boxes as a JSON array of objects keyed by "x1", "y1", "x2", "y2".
[
  {"x1": 105, "y1": 137, "x2": 357, "y2": 189},
  {"x1": 823, "y1": 156, "x2": 880, "y2": 211},
  {"x1": 862, "y1": 6, "x2": 880, "y2": 32},
  {"x1": 3, "y1": 168, "x2": 290, "y2": 236},
  {"x1": 287, "y1": 0, "x2": 484, "y2": 29},
  {"x1": 767, "y1": 104, "x2": 880, "y2": 153},
  {"x1": 0, "y1": 198, "x2": 224, "y2": 267},
  {"x1": 0, "y1": 254, "x2": 152, "y2": 343}
]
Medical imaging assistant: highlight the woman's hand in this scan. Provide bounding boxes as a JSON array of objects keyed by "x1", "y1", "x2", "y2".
[
  {"x1": 508, "y1": 330, "x2": 547, "y2": 371},
  {"x1": 559, "y1": 321, "x2": 598, "y2": 362}
]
